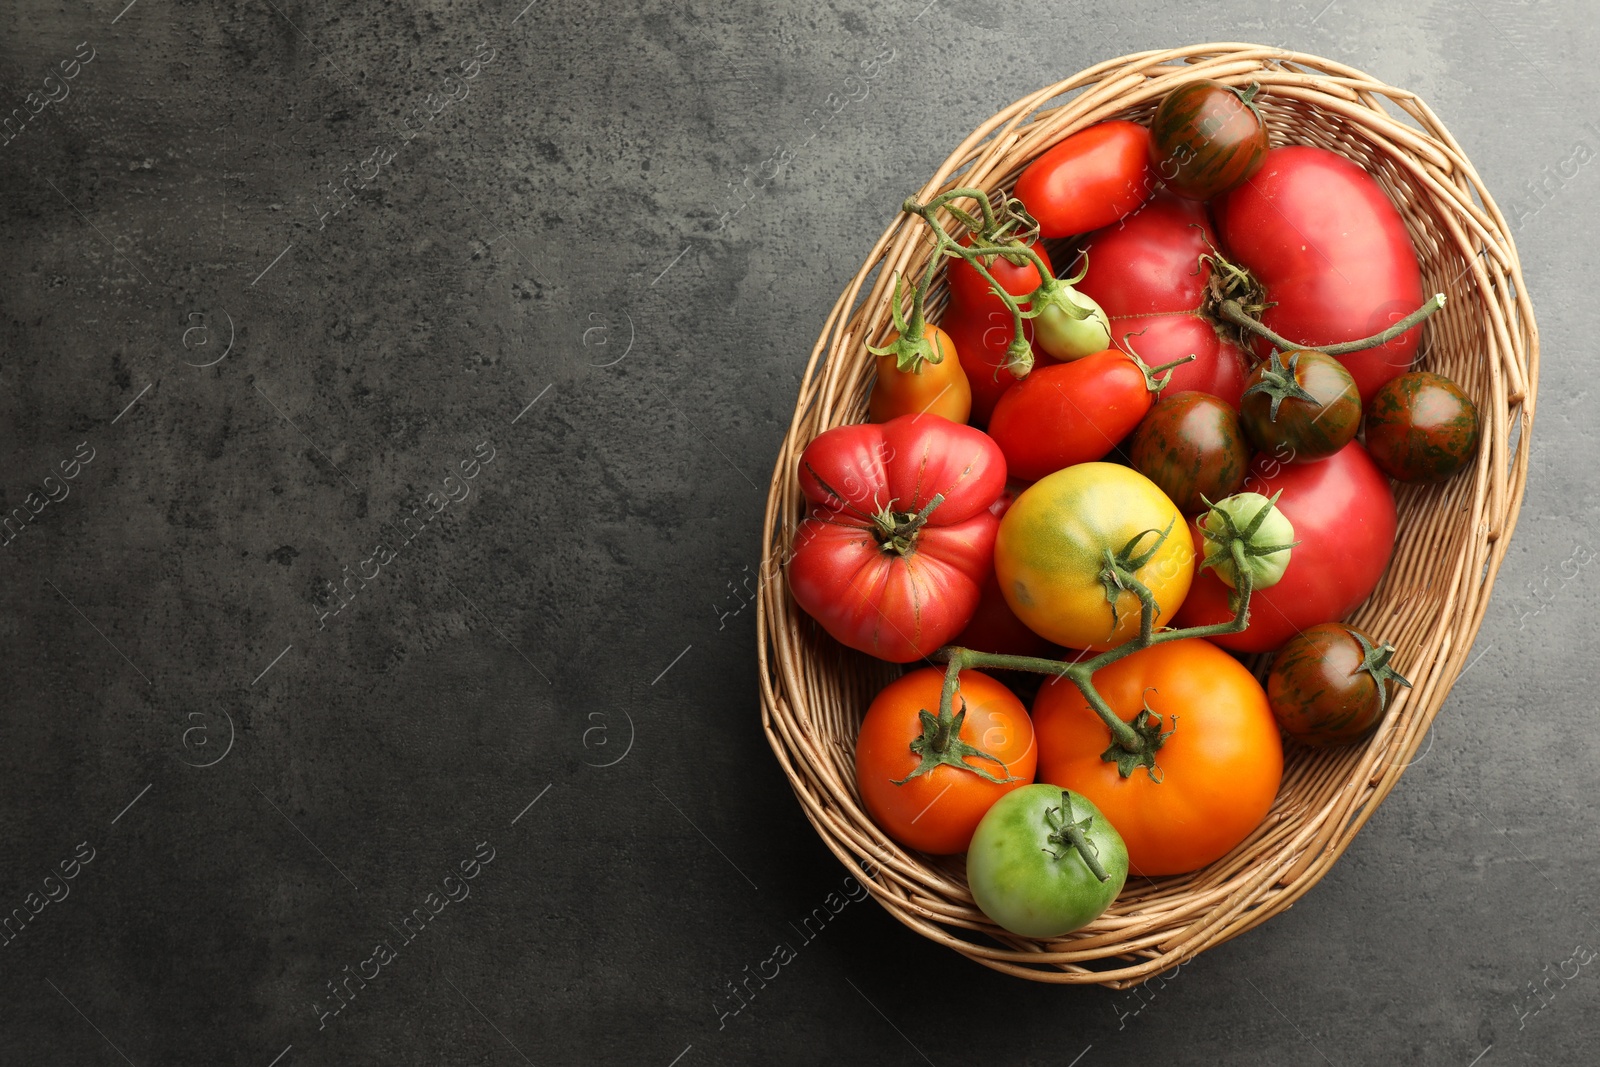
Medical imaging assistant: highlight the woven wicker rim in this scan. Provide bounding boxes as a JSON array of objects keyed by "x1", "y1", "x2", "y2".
[{"x1": 756, "y1": 43, "x2": 1537, "y2": 987}]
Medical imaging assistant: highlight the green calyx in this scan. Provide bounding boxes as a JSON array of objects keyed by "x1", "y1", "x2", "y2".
[
  {"x1": 1099, "y1": 699, "x2": 1177, "y2": 781},
  {"x1": 1199, "y1": 491, "x2": 1299, "y2": 591},
  {"x1": 866, "y1": 269, "x2": 942, "y2": 373},
  {"x1": 870, "y1": 493, "x2": 944, "y2": 555},
  {"x1": 1120, "y1": 331, "x2": 1197, "y2": 393},
  {"x1": 1043, "y1": 791, "x2": 1110, "y2": 881},
  {"x1": 891, "y1": 699, "x2": 1020, "y2": 786},
  {"x1": 1098, "y1": 521, "x2": 1174, "y2": 633},
  {"x1": 1242, "y1": 349, "x2": 1319, "y2": 422},
  {"x1": 1354, "y1": 631, "x2": 1413, "y2": 716}
]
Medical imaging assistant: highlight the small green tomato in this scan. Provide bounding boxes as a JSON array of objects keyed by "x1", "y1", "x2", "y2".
[
  {"x1": 966, "y1": 785, "x2": 1128, "y2": 938},
  {"x1": 1199, "y1": 491, "x2": 1297, "y2": 590},
  {"x1": 1032, "y1": 284, "x2": 1112, "y2": 362}
]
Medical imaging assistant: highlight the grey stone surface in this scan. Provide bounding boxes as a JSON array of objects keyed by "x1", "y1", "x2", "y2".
[{"x1": 0, "y1": 0, "x2": 1594, "y2": 1064}]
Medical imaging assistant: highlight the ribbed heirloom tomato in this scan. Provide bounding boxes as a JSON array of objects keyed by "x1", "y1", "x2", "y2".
[
  {"x1": 994, "y1": 463, "x2": 1193, "y2": 651},
  {"x1": 855, "y1": 668, "x2": 1036, "y2": 855},
  {"x1": 1032, "y1": 638, "x2": 1283, "y2": 876}
]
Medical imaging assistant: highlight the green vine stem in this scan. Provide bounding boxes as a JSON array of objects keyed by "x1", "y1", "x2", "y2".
[
  {"x1": 1217, "y1": 292, "x2": 1446, "y2": 356},
  {"x1": 932, "y1": 520, "x2": 1258, "y2": 780}
]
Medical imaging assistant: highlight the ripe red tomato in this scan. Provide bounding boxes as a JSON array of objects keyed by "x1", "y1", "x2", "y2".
[
  {"x1": 1032, "y1": 638, "x2": 1283, "y2": 876},
  {"x1": 1014, "y1": 120, "x2": 1155, "y2": 238},
  {"x1": 1215, "y1": 146, "x2": 1426, "y2": 404},
  {"x1": 1173, "y1": 441, "x2": 1397, "y2": 653},
  {"x1": 856, "y1": 668, "x2": 1037, "y2": 855},
  {"x1": 986, "y1": 350, "x2": 1156, "y2": 482},
  {"x1": 1073, "y1": 193, "x2": 1252, "y2": 407},
  {"x1": 937, "y1": 304, "x2": 1047, "y2": 428},
  {"x1": 946, "y1": 236, "x2": 1053, "y2": 318},
  {"x1": 1148, "y1": 80, "x2": 1269, "y2": 200},
  {"x1": 787, "y1": 415, "x2": 1007, "y2": 663}
]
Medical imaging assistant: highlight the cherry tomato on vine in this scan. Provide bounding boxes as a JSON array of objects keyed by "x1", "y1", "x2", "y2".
[
  {"x1": 1013, "y1": 120, "x2": 1155, "y2": 238},
  {"x1": 986, "y1": 349, "x2": 1168, "y2": 481},
  {"x1": 1032, "y1": 638, "x2": 1283, "y2": 876},
  {"x1": 855, "y1": 668, "x2": 1037, "y2": 855},
  {"x1": 788, "y1": 415, "x2": 1007, "y2": 662},
  {"x1": 1238, "y1": 349, "x2": 1361, "y2": 461},
  {"x1": 947, "y1": 236, "x2": 1053, "y2": 318},
  {"x1": 994, "y1": 463, "x2": 1193, "y2": 651},
  {"x1": 967, "y1": 785, "x2": 1128, "y2": 937},
  {"x1": 1364, "y1": 371, "x2": 1481, "y2": 483},
  {"x1": 1129, "y1": 391, "x2": 1250, "y2": 513},
  {"x1": 868, "y1": 323, "x2": 972, "y2": 424},
  {"x1": 1148, "y1": 80, "x2": 1270, "y2": 200},
  {"x1": 938, "y1": 304, "x2": 1046, "y2": 427},
  {"x1": 1267, "y1": 623, "x2": 1412, "y2": 746}
]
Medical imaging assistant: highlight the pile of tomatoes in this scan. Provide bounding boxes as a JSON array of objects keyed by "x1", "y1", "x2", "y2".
[{"x1": 786, "y1": 80, "x2": 1481, "y2": 939}]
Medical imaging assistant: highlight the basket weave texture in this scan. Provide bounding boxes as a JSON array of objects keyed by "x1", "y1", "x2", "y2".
[{"x1": 756, "y1": 44, "x2": 1537, "y2": 986}]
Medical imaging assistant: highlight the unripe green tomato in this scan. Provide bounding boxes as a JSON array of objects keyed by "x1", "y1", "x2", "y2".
[
  {"x1": 967, "y1": 785, "x2": 1128, "y2": 938},
  {"x1": 1199, "y1": 491, "x2": 1295, "y2": 590},
  {"x1": 1032, "y1": 286, "x2": 1111, "y2": 361}
]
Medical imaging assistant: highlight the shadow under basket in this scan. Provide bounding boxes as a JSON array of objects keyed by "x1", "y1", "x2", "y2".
[{"x1": 755, "y1": 43, "x2": 1537, "y2": 987}]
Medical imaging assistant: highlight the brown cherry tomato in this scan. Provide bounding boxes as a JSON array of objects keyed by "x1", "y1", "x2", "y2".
[
  {"x1": 1363, "y1": 371, "x2": 1481, "y2": 483},
  {"x1": 1239, "y1": 349, "x2": 1361, "y2": 461},
  {"x1": 1267, "y1": 623, "x2": 1412, "y2": 746},
  {"x1": 1148, "y1": 80, "x2": 1270, "y2": 200},
  {"x1": 1128, "y1": 391, "x2": 1250, "y2": 513},
  {"x1": 869, "y1": 324, "x2": 972, "y2": 424}
]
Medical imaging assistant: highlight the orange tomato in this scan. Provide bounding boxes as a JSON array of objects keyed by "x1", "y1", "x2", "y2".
[
  {"x1": 869, "y1": 325, "x2": 972, "y2": 424},
  {"x1": 855, "y1": 668, "x2": 1036, "y2": 855},
  {"x1": 1032, "y1": 639, "x2": 1282, "y2": 875}
]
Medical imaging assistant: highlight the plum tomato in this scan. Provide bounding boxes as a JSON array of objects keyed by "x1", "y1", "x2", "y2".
[
  {"x1": 1267, "y1": 623, "x2": 1412, "y2": 746},
  {"x1": 1238, "y1": 349, "x2": 1361, "y2": 461},
  {"x1": 1013, "y1": 120, "x2": 1155, "y2": 238},
  {"x1": 1032, "y1": 638, "x2": 1283, "y2": 876},
  {"x1": 995, "y1": 463, "x2": 1193, "y2": 651},
  {"x1": 855, "y1": 668, "x2": 1037, "y2": 855},
  {"x1": 986, "y1": 349, "x2": 1164, "y2": 481},
  {"x1": 1364, "y1": 371, "x2": 1481, "y2": 483},
  {"x1": 966, "y1": 785, "x2": 1128, "y2": 938},
  {"x1": 1148, "y1": 79, "x2": 1270, "y2": 200},
  {"x1": 869, "y1": 323, "x2": 972, "y2": 424},
  {"x1": 1128, "y1": 391, "x2": 1250, "y2": 513},
  {"x1": 947, "y1": 236, "x2": 1053, "y2": 319},
  {"x1": 937, "y1": 304, "x2": 1046, "y2": 428}
]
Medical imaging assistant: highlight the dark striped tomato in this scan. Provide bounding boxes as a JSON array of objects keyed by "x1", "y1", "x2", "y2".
[
  {"x1": 1239, "y1": 349, "x2": 1362, "y2": 462},
  {"x1": 1149, "y1": 80, "x2": 1269, "y2": 200},
  {"x1": 1129, "y1": 391, "x2": 1250, "y2": 514},
  {"x1": 1267, "y1": 623, "x2": 1404, "y2": 745},
  {"x1": 1364, "y1": 372, "x2": 1480, "y2": 483}
]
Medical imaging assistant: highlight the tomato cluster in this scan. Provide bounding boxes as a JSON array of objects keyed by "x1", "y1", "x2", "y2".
[{"x1": 787, "y1": 79, "x2": 1483, "y2": 938}]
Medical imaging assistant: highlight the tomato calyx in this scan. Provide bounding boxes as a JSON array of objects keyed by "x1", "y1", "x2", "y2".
[
  {"x1": 1098, "y1": 699, "x2": 1177, "y2": 782},
  {"x1": 1043, "y1": 790, "x2": 1112, "y2": 881},
  {"x1": 1241, "y1": 349, "x2": 1320, "y2": 422},
  {"x1": 1098, "y1": 522, "x2": 1175, "y2": 634},
  {"x1": 890, "y1": 699, "x2": 1021, "y2": 787},
  {"x1": 1353, "y1": 630, "x2": 1413, "y2": 716},
  {"x1": 867, "y1": 267, "x2": 946, "y2": 373},
  {"x1": 869, "y1": 493, "x2": 945, "y2": 556}
]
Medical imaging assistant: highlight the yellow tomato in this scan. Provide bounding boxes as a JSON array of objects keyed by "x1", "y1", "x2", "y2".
[
  {"x1": 994, "y1": 463, "x2": 1193, "y2": 650},
  {"x1": 868, "y1": 325, "x2": 972, "y2": 424}
]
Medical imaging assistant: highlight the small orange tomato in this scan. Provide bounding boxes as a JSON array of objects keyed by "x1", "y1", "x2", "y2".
[
  {"x1": 855, "y1": 668, "x2": 1036, "y2": 855},
  {"x1": 869, "y1": 325, "x2": 972, "y2": 424},
  {"x1": 1032, "y1": 638, "x2": 1281, "y2": 876}
]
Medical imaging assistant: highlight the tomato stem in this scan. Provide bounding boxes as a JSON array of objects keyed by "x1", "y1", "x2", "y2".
[
  {"x1": 1046, "y1": 791, "x2": 1110, "y2": 882},
  {"x1": 933, "y1": 566, "x2": 1256, "y2": 780},
  {"x1": 1218, "y1": 292, "x2": 1446, "y2": 356}
]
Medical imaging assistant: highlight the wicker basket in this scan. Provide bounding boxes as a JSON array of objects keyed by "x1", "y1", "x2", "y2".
[{"x1": 756, "y1": 43, "x2": 1536, "y2": 986}]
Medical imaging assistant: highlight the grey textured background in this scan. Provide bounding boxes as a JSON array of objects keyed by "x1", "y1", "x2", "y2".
[{"x1": 0, "y1": 0, "x2": 1593, "y2": 1064}]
